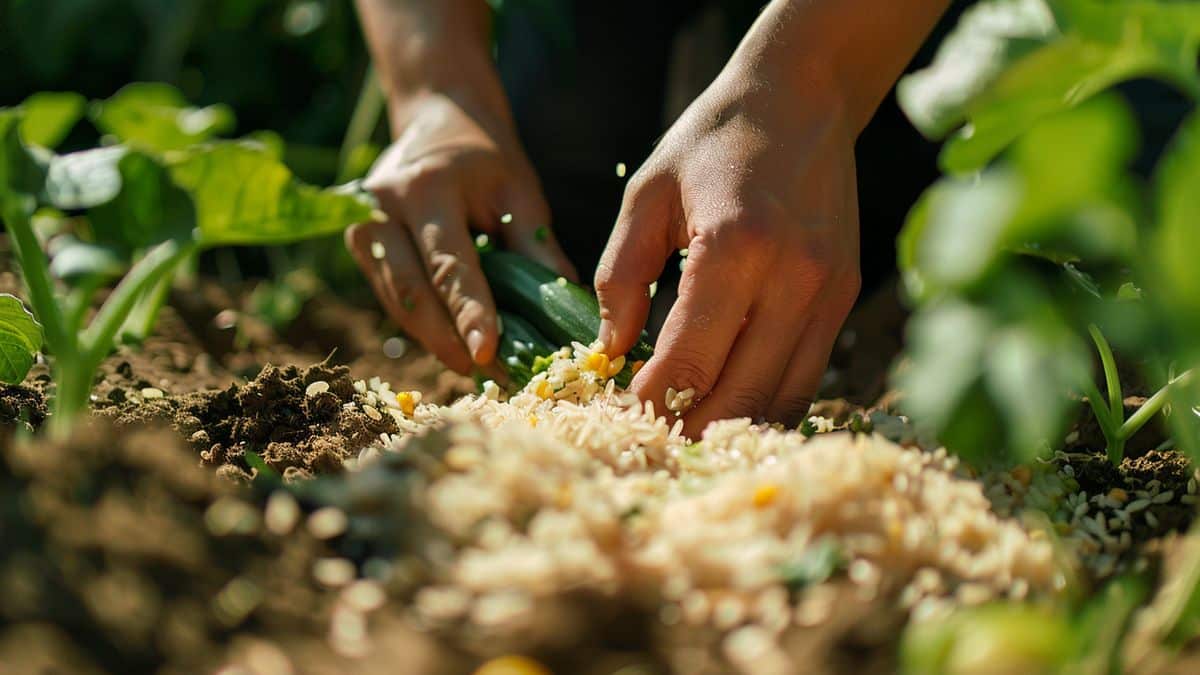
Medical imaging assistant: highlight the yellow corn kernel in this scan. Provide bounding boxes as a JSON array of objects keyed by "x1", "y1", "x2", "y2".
[
  {"x1": 473, "y1": 655, "x2": 552, "y2": 675},
  {"x1": 1010, "y1": 466, "x2": 1032, "y2": 487},
  {"x1": 534, "y1": 380, "x2": 553, "y2": 399},
  {"x1": 631, "y1": 360, "x2": 645, "y2": 376},
  {"x1": 584, "y1": 351, "x2": 610, "y2": 375},
  {"x1": 1108, "y1": 488, "x2": 1128, "y2": 504},
  {"x1": 752, "y1": 484, "x2": 780, "y2": 508},
  {"x1": 396, "y1": 391, "x2": 417, "y2": 417},
  {"x1": 528, "y1": 414, "x2": 538, "y2": 428}
]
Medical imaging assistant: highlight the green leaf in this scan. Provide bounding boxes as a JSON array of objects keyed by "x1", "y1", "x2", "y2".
[
  {"x1": 0, "y1": 294, "x2": 43, "y2": 384},
  {"x1": 1153, "y1": 112, "x2": 1200, "y2": 351},
  {"x1": 901, "y1": 0, "x2": 1200, "y2": 173},
  {"x1": 911, "y1": 171, "x2": 1022, "y2": 293},
  {"x1": 897, "y1": 0, "x2": 1057, "y2": 138},
  {"x1": 19, "y1": 92, "x2": 86, "y2": 149},
  {"x1": 89, "y1": 151, "x2": 196, "y2": 251},
  {"x1": 0, "y1": 110, "x2": 49, "y2": 213},
  {"x1": 43, "y1": 146, "x2": 127, "y2": 210},
  {"x1": 168, "y1": 143, "x2": 378, "y2": 245},
  {"x1": 48, "y1": 241, "x2": 127, "y2": 282},
  {"x1": 984, "y1": 320, "x2": 1089, "y2": 459},
  {"x1": 896, "y1": 300, "x2": 995, "y2": 436},
  {"x1": 90, "y1": 82, "x2": 236, "y2": 153}
]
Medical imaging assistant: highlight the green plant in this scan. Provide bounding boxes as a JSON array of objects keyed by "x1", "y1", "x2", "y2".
[
  {"x1": 0, "y1": 91, "x2": 378, "y2": 433},
  {"x1": 894, "y1": 0, "x2": 1200, "y2": 466}
]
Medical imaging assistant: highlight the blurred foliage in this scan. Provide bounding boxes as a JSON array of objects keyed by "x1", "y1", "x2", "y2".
[
  {"x1": 901, "y1": 576, "x2": 1147, "y2": 674},
  {"x1": 1, "y1": 0, "x2": 370, "y2": 180},
  {"x1": 896, "y1": 0, "x2": 1200, "y2": 466}
]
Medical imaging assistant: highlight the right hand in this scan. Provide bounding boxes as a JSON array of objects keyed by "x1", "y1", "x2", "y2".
[{"x1": 346, "y1": 91, "x2": 576, "y2": 373}]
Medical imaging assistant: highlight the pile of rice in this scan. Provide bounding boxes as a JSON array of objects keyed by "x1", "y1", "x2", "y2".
[{"x1": 325, "y1": 342, "x2": 1087, "y2": 671}]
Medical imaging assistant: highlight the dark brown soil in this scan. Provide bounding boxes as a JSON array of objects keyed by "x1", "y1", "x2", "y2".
[
  {"x1": 1067, "y1": 449, "x2": 1193, "y2": 540},
  {"x1": 0, "y1": 421, "x2": 335, "y2": 675},
  {"x1": 97, "y1": 361, "x2": 398, "y2": 481}
]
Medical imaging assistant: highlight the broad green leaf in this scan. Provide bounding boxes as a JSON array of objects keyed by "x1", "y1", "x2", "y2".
[
  {"x1": 48, "y1": 241, "x2": 127, "y2": 282},
  {"x1": 90, "y1": 82, "x2": 236, "y2": 153},
  {"x1": 901, "y1": 0, "x2": 1200, "y2": 173},
  {"x1": 43, "y1": 146, "x2": 127, "y2": 210},
  {"x1": 897, "y1": 0, "x2": 1056, "y2": 138},
  {"x1": 168, "y1": 143, "x2": 378, "y2": 245},
  {"x1": 89, "y1": 151, "x2": 196, "y2": 250},
  {"x1": 19, "y1": 92, "x2": 86, "y2": 149},
  {"x1": 895, "y1": 300, "x2": 995, "y2": 436},
  {"x1": 984, "y1": 320, "x2": 1089, "y2": 459},
  {"x1": 0, "y1": 110, "x2": 49, "y2": 213},
  {"x1": 901, "y1": 604, "x2": 1073, "y2": 674},
  {"x1": 912, "y1": 171, "x2": 1021, "y2": 293},
  {"x1": 0, "y1": 294, "x2": 43, "y2": 384},
  {"x1": 1152, "y1": 112, "x2": 1200, "y2": 352},
  {"x1": 938, "y1": 36, "x2": 1164, "y2": 173}
]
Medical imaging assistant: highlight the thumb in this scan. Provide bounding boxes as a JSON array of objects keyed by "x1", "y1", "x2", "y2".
[{"x1": 594, "y1": 173, "x2": 678, "y2": 356}]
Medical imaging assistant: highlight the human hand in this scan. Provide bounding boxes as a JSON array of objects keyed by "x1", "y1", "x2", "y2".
[
  {"x1": 345, "y1": 91, "x2": 576, "y2": 374},
  {"x1": 595, "y1": 60, "x2": 861, "y2": 436}
]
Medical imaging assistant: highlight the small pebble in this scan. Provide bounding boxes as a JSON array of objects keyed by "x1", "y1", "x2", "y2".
[
  {"x1": 363, "y1": 405, "x2": 383, "y2": 421},
  {"x1": 265, "y1": 491, "x2": 300, "y2": 536},
  {"x1": 313, "y1": 558, "x2": 356, "y2": 588},
  {"x1": 141, "y1": 387, "x2": 164, "y2": 400},
  {"x1": 306, "y1": 381, "x2": 330, "y2": 397}
]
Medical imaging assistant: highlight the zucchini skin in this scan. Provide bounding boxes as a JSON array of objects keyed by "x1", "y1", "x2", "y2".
[
  {"x1": 496, "y1": 310, "x2": 555, "y2": 388},
  {"x1": 481, "y1": 250, "x2": 654, "y2": 386}
]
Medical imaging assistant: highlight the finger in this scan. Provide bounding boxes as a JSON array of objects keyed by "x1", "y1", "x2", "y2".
[
  {"x1": 766, "y1": 285, "x2": 858, "y2": 427},
  {"x1": 679, "y1": 300, "x2": 808, "y2": 439},
  {"x1": 630, "y1": 239, "x2": 757, "y2": 418},
  {"x1": 594, "y1": 174, "x2": 679, "y2": 355},
  {"x1": 401, "y1": 187, "x2": 500, "y2": 366},
  {"x1": 496, "y1": 180, "x2": 579, "y2": 282},
  {"x1": 345, "y1": 221, "x2": 474, "y2": 374}
]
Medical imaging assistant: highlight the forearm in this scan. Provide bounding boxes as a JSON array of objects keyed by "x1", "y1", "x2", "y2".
[
  {"x1": 355, "y1": 0, "x2": 510, "y2": 131},
  {"x1": 732, "y1": 0, "x2": 951, "y2": 135}
]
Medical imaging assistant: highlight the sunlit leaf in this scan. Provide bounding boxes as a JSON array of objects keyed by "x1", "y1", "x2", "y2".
[
  {"x1": 42, "y1": 146, "x2": 127, "y2": 211},
  {"x1": 90, "y1": 82, "x2": 236, "y2": 153},
  {"x1": 897, "y1": 0, "x2": 1056, "y2": 139},
  {"x1": 0, "y1": 294, "x2": 43, "y2": 384},
  {"x1": 168, "y1": 143, "x2": 378, "y2": 245},
  {"x1": 89, "y1": 151, "x2": 196, "y2": 250},
  {"x1": 18, "y1": 92, "x2": 86, "y2": 149},
  {"x1": 1151, "y1": 112, "x2": 1200, "y2": 355}
]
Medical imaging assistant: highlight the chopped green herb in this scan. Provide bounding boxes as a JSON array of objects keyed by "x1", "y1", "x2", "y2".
[
  {"x1": 778, "y1": 538, "x2": 844, "y2": 592},
  {"x1": 534, "y1": 226, "x2": 549, "y2": 242}
]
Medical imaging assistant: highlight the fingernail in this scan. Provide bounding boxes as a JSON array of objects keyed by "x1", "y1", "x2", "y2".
[
  {"x1": 597, "y1": 320, "x2": 614, "y2": 353},
  {"x1": 466, "y1": 329, "x2": 486, "y2": 360}
]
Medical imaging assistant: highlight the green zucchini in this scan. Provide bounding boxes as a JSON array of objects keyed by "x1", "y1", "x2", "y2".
[
  {"x1": 481, "y1": 250, "x2": 654, "y2": 387},
  {"x1": 496, "y1": 310, "x2": 555, "y2": 388}
]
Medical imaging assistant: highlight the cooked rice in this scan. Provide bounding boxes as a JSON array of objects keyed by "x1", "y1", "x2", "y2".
[{"x1": 322, "y1": 342, "x2": 1102, "y2": 668}]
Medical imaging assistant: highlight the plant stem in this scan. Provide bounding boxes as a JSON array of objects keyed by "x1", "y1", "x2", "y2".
[
  {"x1": 2, "y1": 201, "x2": 73, "y2": 359},
  {"x1": 1119, "y1": 370, "x2": 1193, "y2": 441},
  {"x1": 81, "y1": 239, "x2": 194, "y2": 368},
  {"x1": 118, "y1": 269, "x2": 174, "y2": 344},
  {"x1": 1089, "y1": 324, "x2": 1123, "y2": 422},
  {"x1": 337, "y1": 64, "x2": 384, "y2": 183}
]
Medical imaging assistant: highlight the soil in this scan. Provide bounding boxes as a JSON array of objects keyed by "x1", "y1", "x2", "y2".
[{"x1": 0, "y1": 422, "x2": 334, "y2": 675}]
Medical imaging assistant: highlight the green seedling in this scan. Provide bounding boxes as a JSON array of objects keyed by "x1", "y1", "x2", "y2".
[
  {"x1": 1082, "y1": 325, "x2": 1192, "y2": 466},
  {"x1": 0, "y1": 98, "x2": 378, "y2": 434}
]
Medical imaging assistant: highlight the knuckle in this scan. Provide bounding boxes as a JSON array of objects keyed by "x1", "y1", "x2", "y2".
[
  {"x1": 658, "y1": 348, "x2": 718, "y2": 394},
  {"x1": 726, "y1": 386, "x2": 772, "y2": 418},
  {"x1": 772, "y1": 393, "x2": 815, "y2": 425}
]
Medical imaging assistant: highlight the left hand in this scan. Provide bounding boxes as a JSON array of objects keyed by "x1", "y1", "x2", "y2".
[{"x1": 595, "y1": 60, "x2": 861, "y2": 437}]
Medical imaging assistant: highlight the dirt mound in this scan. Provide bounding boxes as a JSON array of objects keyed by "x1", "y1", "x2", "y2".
[{"x1": 98, "y1": 361, "x2": 398, "y2": 480}]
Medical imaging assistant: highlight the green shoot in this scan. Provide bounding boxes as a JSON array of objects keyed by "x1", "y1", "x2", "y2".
[{"x1": 1087, "y1": 324, "x2": 1193, "y2": 465}]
